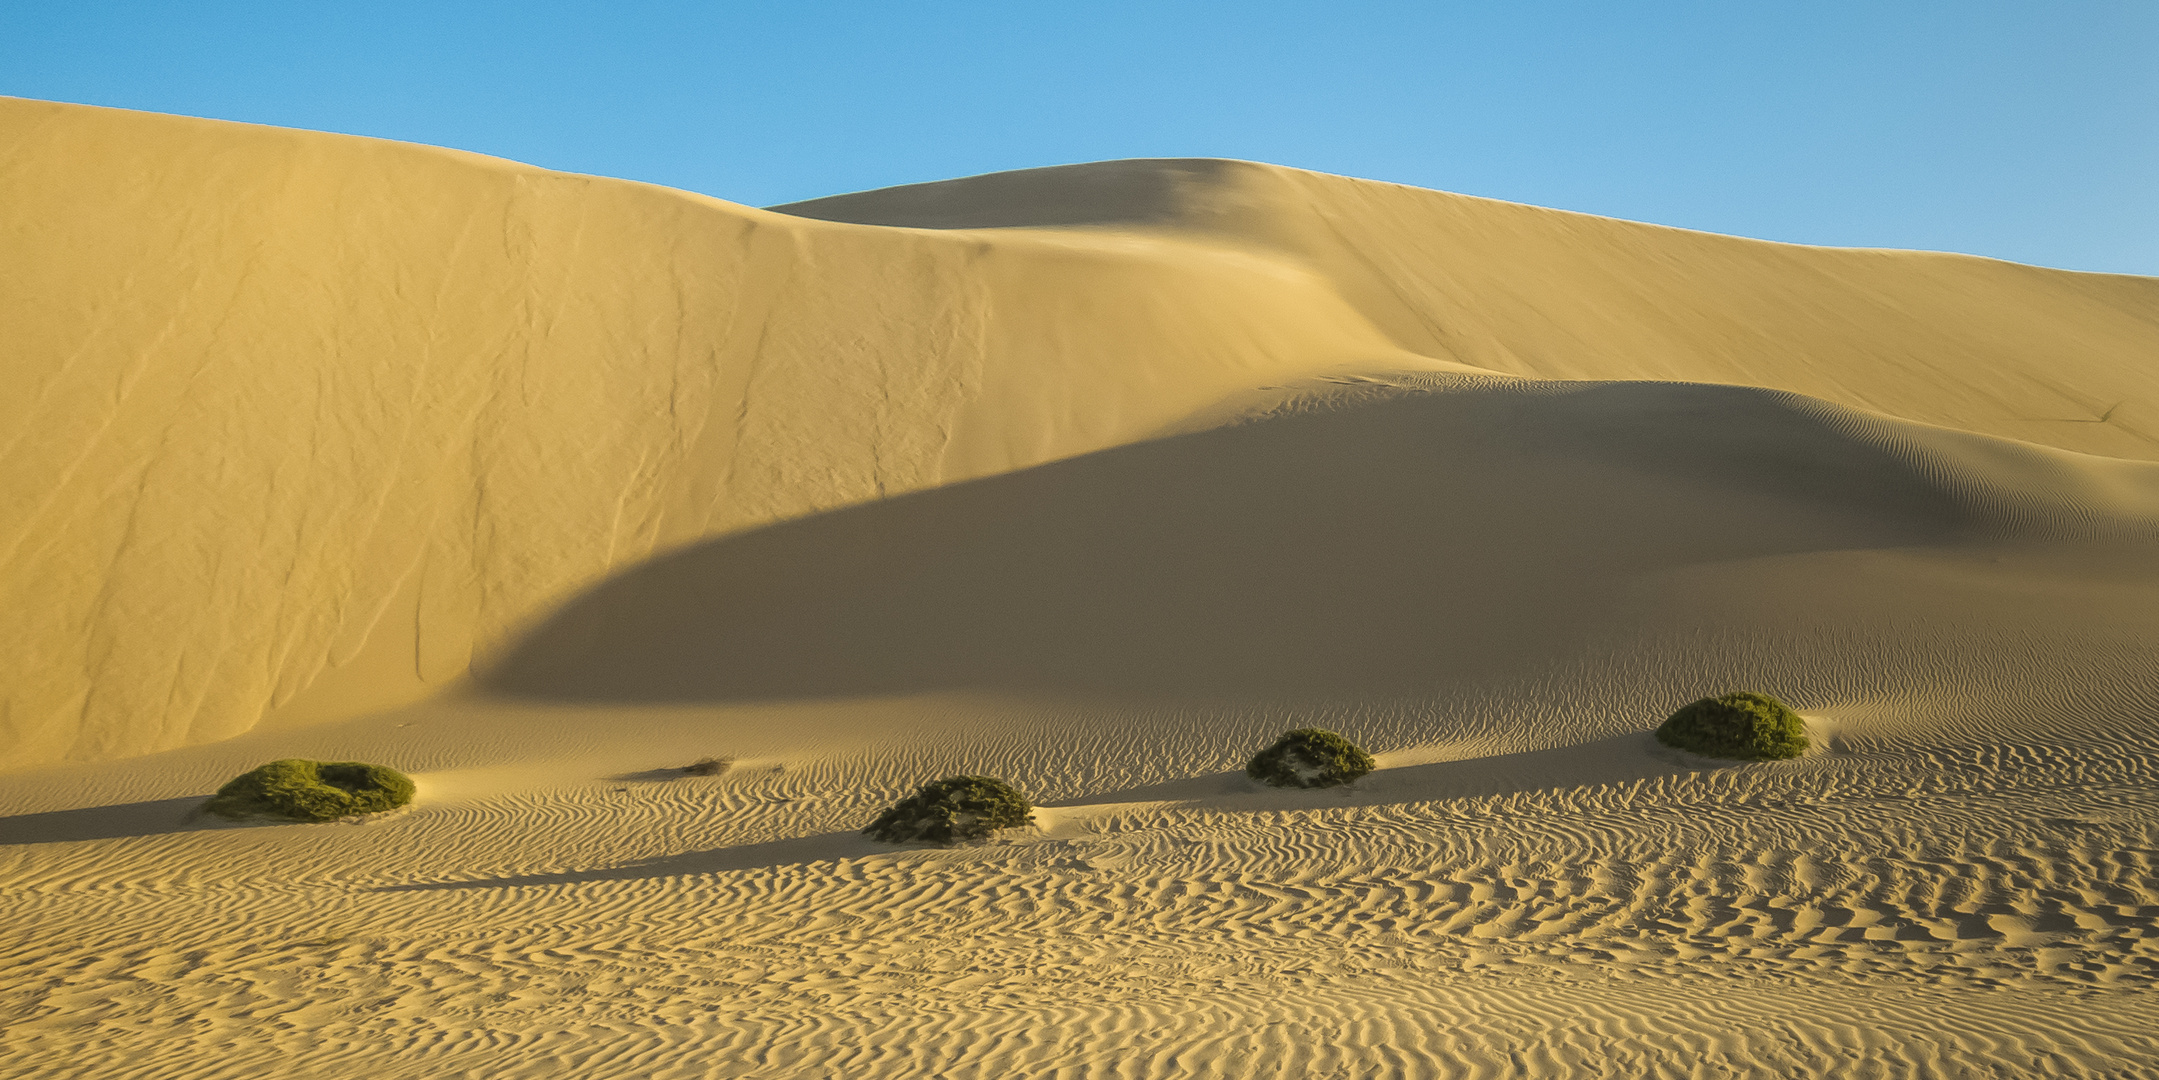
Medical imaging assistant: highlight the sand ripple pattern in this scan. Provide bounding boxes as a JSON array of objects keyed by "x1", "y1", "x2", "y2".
[{"x1": 7, "y1": 693, "x2": 2158, "y2": 1078}]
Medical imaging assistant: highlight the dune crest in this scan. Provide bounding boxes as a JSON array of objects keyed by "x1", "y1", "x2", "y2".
[{"x1": 778, "y1": 158, "x2": 2159, "y2": 461}]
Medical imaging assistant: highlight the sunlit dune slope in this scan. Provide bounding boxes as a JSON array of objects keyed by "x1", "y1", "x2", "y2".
[
  {"x1": 779, "y1": 159, "x2": 2159, "y2": 461},
  {"x1": 5, "y1": 97, "x2": 2157, "y2": 768}
]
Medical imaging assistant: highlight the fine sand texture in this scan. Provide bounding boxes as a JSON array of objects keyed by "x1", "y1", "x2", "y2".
[{"x1": 5, "y1": 98, "x2": 2159, "y2": 1078}]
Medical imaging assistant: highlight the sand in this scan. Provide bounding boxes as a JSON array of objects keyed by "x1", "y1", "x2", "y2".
[{"x1": 3, "y1": 98, "x2": 2158, "y2": 1077}]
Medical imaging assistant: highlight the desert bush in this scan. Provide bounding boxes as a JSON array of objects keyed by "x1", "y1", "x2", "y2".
[
  {"x1": 203, "y1": 759, "x2": 416, "y2": 822},
  {"x1": 680, "y1": 756, "x2": 733, "y2": 777},
  {"x1": 1246, "y1": 728, "x2": 1376, "y2": 788},
  {"x1": 864, "y1": 775, "x2": 1034, "y2": 845},
  {"x1": 1654, "y1": 692, "x2": 1809, "y2": 760}
]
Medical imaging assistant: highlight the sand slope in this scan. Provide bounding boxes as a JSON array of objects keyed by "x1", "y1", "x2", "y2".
[
  {"x1": 0, "y1": 101, "x2": 1440, "y2": 766},
  {"x1": 5, "y1": 100, "x2": 2159, "y2": 1078}
]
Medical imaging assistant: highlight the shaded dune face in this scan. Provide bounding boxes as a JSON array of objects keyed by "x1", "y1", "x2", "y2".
[
  {"x1": 485, "y1": 379, "x2": 2159, "y2": 704},
  {"x1": 770, "y1": 158, "x2": 1236, "y2": 230}
]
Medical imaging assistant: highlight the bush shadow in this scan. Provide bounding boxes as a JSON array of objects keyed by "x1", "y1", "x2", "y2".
[
  {"x1": 0, "y1": 796, "x2": 235, "y2": 844},
  {"x1": 372, "y1": 829, "x2": 886, "y2": 892},
  {"x1": 373, "y1": 733, "x2": 1729, "y2": 891},
  {"x1": 605, "y1": 767, "x2": 703, "y2": 783},
  {"x1": 1054, "y1": 733, "x2": 1703, "y2": 812}
]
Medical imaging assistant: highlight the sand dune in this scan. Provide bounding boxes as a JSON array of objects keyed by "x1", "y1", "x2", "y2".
[
  {"x1": 5, "y1": 99, "x2": 2159, "y2": 1077},
  {"x1": 7, "y1": 100, "x2": 2158, "y2": 767},
  {"x1": 0, "y1": 100, "x2": 1449, "y2": 766}
]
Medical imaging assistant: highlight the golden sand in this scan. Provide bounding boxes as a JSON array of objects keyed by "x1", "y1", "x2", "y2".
[{"x1": 4, "y1": 98, "x2": 2156, "y2": 1077}]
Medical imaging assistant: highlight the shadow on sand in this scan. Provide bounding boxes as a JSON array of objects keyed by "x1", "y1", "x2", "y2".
[
  {"x1": 767, "y1": 158, "x2": 1234, "y2": 231},
  {"x1": 371, "y1": 830, "x2": 887, "y2": 893},
  {"x1": 1055, "y1": 733, "x2": 1702, "y2": 811},
  {"x1": 0, "y1": 796, "x2": 236, "y2": 844},
  {"x1": 481, "y1": 382, "x2": 1961, "y2": 707},
  {"x1": 373, "y1": 734, "x2": 1725, "y2": 892}
]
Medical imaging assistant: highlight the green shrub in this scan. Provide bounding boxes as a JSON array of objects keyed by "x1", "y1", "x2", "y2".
[
  {"x1": 1654, "y1": 692, "x2": 1809, "y2": 760},
  {"x1": 1246, "y1": 728, "x2": 1376, "y2": 789},
  {"x1": 864, "y1": 776, "x2": 1034, "y2": 845},
  {"x1": 203, "y1": 759, "x2": 416, "y2": 822}
]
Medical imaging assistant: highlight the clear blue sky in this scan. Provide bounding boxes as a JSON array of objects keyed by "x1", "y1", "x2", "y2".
[{"x1": 7, "y1": 1, "x2": 2155, "y2": 274}]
